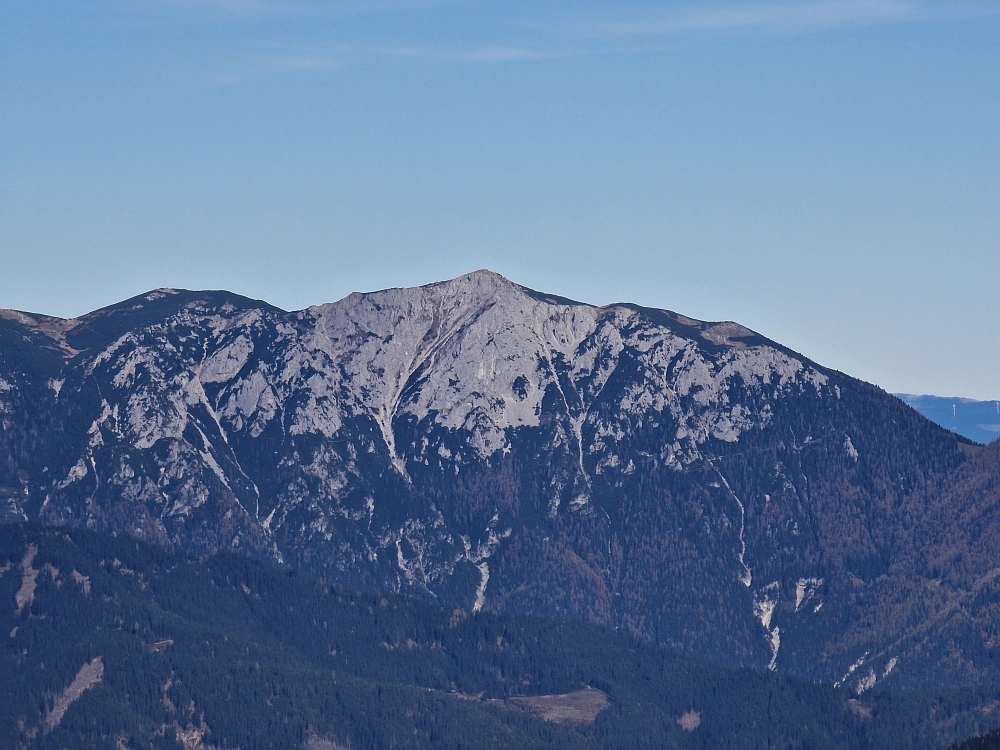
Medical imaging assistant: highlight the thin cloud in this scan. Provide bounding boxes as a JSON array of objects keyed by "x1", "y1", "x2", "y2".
[
  {"x1": 205, "y1": 70, "x2": 253, "y2": 86},
  {"x1": 149, "y1": 0, "x2": 465, "y2": 17},
  {"x1": 459, "y1": 45, "x2": 553, "y2": 63},
  {"x1": 337, "y1": 42, "x2": 566, "y2": 64},
  {"x1": 204, "y1": 53, "x2": 341, "y2": 85},
  {"x1": 271, "y1": 55, "x2": 342, "y2": 71},
  {"x1": 598, "y1": 0, "x2": 917, "y2": 37},
  {"x1": 158, "y1": 0, "x2": 293, "y2": 15},
  {"x1": 163, "y1": 0, "x2": 1000, "y2": 84},
  {"x1": 324, "y1": 0, "x2": 469, "y2": 12},
  {"x1": 572, "y1": 0, "x2": 1000, "y2": 39}
]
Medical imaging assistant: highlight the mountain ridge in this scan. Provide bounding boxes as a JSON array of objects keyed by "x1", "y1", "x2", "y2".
[
  {"x1": 1, "y1": 270, "x2": 806, "y2": 364},
  {"x1": 0, "y1": 270, "x2": 995, "y2": 693}
]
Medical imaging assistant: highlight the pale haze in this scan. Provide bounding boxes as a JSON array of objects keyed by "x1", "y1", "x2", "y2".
[{"x1": 1, "y1": 0, "x2": 997, "y2": 398}]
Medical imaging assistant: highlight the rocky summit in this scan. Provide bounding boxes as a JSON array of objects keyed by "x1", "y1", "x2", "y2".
[{"x1": 2, "y1": 270, "x2": 998, "y2": 692}]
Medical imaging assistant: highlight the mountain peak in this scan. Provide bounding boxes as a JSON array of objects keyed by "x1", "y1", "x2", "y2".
[
  {"x1": 457, "y1": 268, "x2": 510, "y2": 284},
  {"x1": 2, "y1": 270, "x2": 989, "y2": 694},
  {"x1": 428, "y1": 268, "x2": 522, "y2": 299}
]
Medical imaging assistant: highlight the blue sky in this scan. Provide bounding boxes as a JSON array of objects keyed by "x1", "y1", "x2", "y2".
[{"x1": 1, "y1": 1, "x2": 998, "y2": 398}]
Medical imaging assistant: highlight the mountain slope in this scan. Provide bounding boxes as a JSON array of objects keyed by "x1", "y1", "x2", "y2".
[
  {"x1": 5, "y1": 523, "x2": 1000, "y2": 750},
  {"x1": 0, "y1": 271, "x2": 990, "y2": 690}
]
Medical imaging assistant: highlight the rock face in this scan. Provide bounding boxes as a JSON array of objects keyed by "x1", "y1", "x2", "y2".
[{"x1": 0, "y1": 270, "x2": 995, "y2": 690}]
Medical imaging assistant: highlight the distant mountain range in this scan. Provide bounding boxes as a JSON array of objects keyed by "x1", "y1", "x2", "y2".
[
  {"x1": 3, "y1": 270, "x2": 1000, "y2": 695},
  {"x1": 895, "y1": 394, "x2": 1000, "y2": 445}
]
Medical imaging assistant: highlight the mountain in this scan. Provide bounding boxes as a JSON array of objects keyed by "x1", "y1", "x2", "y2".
[
  {"x1": 896, "y1": 394, "x2": 1000, "y2": 445},
  {"x1": 0, "y1": 270, "x2": 996, "y2": 691},
  {"x1": 5, "y1": 522, "x2": 1000, "y2": 750}
]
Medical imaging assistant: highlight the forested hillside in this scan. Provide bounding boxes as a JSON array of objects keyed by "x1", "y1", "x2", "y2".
[
  {"x1": 951, "y1": 728, "x2": 1000, "y2": 749},
  {"x1": 3, "y1": 523, "x2": 1000, "y2": 749}
]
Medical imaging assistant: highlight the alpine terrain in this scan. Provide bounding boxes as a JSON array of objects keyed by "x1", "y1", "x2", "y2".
[{"x1": 2, "y1": 270, "x2": 999, "y2": 693}]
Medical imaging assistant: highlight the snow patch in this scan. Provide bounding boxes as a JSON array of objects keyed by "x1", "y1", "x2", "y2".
[
  {"x1": 856, "y1": 668, "x2": 877, "y2": 694},
  {"x1": 883, "y1": 657, "x2": 898, "y2": 678},
  {"x1": 754, "y1": 583, "x2": 780, "y2": 629},
  {"x1": 794, "y1": 577, "x2": 823, "y2": 612},
  {"x1": 845, "y1": 436, "x2": 859, "y2": 461},
  {"x1": 835, "y1": 653, "x2": 869, "y2": 689},
  {"x1": 768, "y1": 627, "x2": 781, "y2": 671},
  {"x1": 473, "y1": 561, "x2": 489, "y2": 613},
  {"x1": 677, "y1": 711, "x2": 701, "y2": 731},
  {"x1": 262, "y1": 507, "x2": 277, "y2": 530},
  {"x1": 752, "y1": 582, "x2": 782, "y2": 670},
  {"x1": 57, "y1": 459, "x2": 89, "y2": 489},
  {"x1": 717, "y1": 472, "x2": 752, "y2": 587}
]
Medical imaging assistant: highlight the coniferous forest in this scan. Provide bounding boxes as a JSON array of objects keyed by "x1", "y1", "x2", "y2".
[{"x1": 4, "y1": 523, "x2": 1000, "y2": 750}]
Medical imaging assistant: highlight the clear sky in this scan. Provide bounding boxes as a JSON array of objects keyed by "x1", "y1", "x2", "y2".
[{"x1": 1, "y1": 1, "x2": 998, "y2": 398}]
